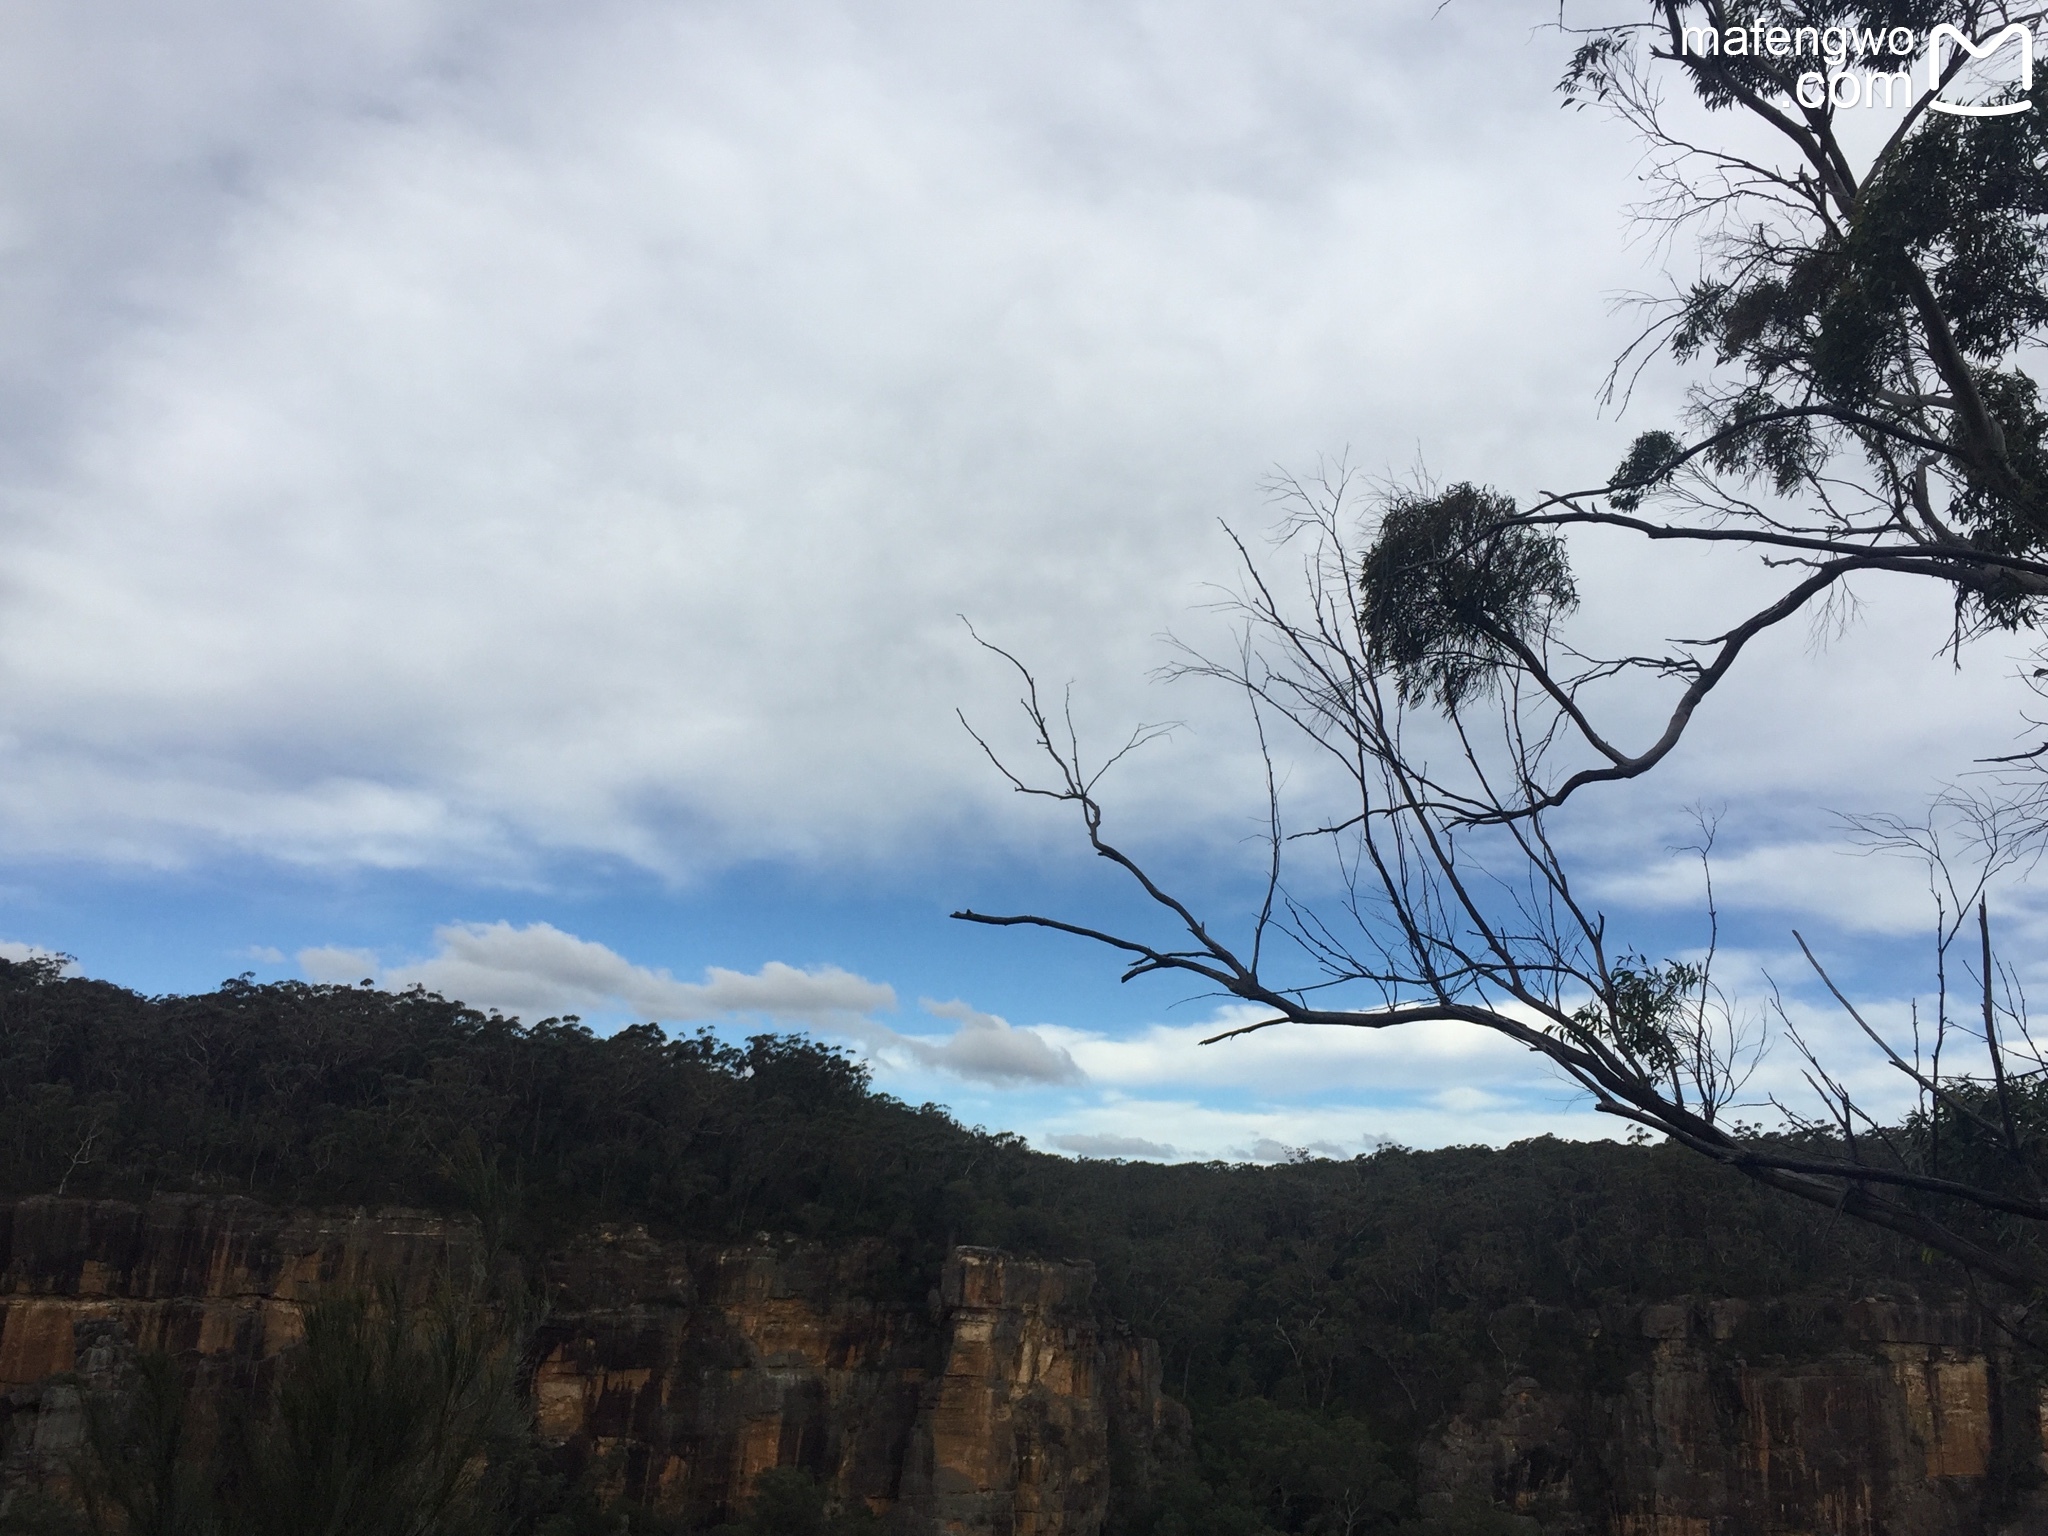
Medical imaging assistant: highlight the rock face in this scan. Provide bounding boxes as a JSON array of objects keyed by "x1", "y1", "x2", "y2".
[
  {"x1": 532, "y1": 1228, "x2": 1172, "y2": 1531},
  {"x1": 0, "y1": 1197, "x2": 1171, "y2": 1534},
  {"x1": 9, "y1": 1196, "x2": 2048, "y2": 1533},
  {"x1": 1419, "y1": 1295, "x2": 2048, "y2": 1535}
]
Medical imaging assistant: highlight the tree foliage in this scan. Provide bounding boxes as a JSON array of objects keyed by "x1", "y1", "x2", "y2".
[
  {"x1": 0, "y1": 956, "x2": 1020, "y2": 1281},
  {"x1": 225, "y1": 1288, "x2": 531, "y2": 1536},
  {"x1": 1349, "y1": 2, "x2": 2048, "y2": 801},
  {"x1": 1356, "y1": 485, "x2": 1575, "y2": 712},
  {"x1": 30, "y1": 1285, "x2": 534, "y2": 1536},
  {"x1": 954, "y1": 2, "x2": 2048, "y2": 1304},
  {"x1": 0, "y1": 958, "x2": 1954, "y2": 1533}
]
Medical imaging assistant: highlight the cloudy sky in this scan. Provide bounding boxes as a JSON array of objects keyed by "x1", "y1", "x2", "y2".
[{"x1": 0, "y1": 0, "x2": 2038, "y2": 1160}]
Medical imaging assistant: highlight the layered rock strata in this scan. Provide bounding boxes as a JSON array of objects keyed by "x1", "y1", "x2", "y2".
[
  {"x1": 1420, "y1": 1294, "x2": 2048, "y2": 1534},
  {"x1": 9, "y1": 1195, "x2": 2048, "y2": 1533},
  {"x1": 0, "y1": 1196, "x2": 1169, "y2": 1535}
]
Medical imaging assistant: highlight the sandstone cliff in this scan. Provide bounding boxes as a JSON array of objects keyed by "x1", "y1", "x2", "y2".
[
  {"x1": 1419, "y1": 1294, "x2": 2048, "y2": 1534},
  {"x1": 530, "y1": 1224, "x2": 1173, "y2": 1530},
  {"x1": 0, "y1": 1196, "x2": 1172, "y2": 1534},
  {"x1": 9, "y1": 1196, "x2": 2048, "y2": 1533}
]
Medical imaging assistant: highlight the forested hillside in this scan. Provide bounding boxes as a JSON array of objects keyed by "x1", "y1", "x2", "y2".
[{"x1": 0, "y1": 957, "x2": 1954, "y2": 1534}]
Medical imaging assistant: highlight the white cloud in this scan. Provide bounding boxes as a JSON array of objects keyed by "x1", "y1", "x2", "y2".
[
  {"x1": 1041, "y1": 1005, "x2": 1557, "y2": 1097},
  {"x1": 833, "y1": 997, "x2": 1643, "y2": 1158},
  {"x1": 819, "y1": 998, "x2": 1085, "y2": 1087},
  {"x1": 284, "y1": 919, "x2": 1958, "y2": 1157},
  {"x1": 1018, "y1": 1092, "x2": 1610, "y2": 1164},
  {"x1": 303, "y1": 920, "x2": 894, "y2": 1023},
  {"x1": 1243, "y1": 1136, "x2": 1349, "y2": 1163},
  {"x1": 0, "y1": 941, "x2": 80, "y2": 974},
  {"x1": 896, "y1": 998, "x2": 1085, "y2": 1085},
  {"x1": 1053, "y1": 1132, "x2": 1177, "y2": 1159},
  {"x1": 299, "y1": 944, "x2": 380, "y2": 985},
  {"x1": 296, "y1": 921, "x2": 1082, "y2": 1087},
  {"x1": 1592, "y1": 837, "x2": 1957, "y2": 937},
  {"x1": 0, "y1": 0, "x2": 2033, "y2": 1166},
  {"x1": 0, "y1": 0, "x2": 1676, "y2": 880},
  {"x1": 1430, "y1": 1086, "x2": 1514, "y2": 1114}
]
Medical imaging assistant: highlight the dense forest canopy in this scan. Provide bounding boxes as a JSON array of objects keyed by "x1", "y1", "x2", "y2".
[{"x1": 0, "y1": 956, "x2": 1968, "y2": 1535}]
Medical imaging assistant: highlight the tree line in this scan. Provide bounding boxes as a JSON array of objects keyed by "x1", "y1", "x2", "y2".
[{"x1": 0, "y1": 956, "x2": 1961, "y2": 1534}]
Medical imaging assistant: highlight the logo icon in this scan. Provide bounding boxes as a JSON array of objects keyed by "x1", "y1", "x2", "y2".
[{"x1": 1926, "y1": 22, "x2": 2033, "y2": 115}]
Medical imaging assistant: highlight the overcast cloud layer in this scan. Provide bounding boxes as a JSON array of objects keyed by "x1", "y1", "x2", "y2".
[
  {"x1": 0, "y1": 0, "x2": 2038, "y2": 1155},
  {"x1": 0, "y1": 0, "x2": 1668, "y2": 875},
  {"x1": 0, "y1": 0, "x2": 2027, "y2": 871}
]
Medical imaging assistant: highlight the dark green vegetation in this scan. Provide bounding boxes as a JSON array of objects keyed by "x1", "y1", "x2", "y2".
[
  {"x1": 0, "y1": 1280, "x2": 882, "y2": 1536},
  {"x1": 0, "y1": 958, "x2": 1949, "y2": 1535},
  {"x1": 23, "y1": 1288, "x2": 533, "y2": 1536}
]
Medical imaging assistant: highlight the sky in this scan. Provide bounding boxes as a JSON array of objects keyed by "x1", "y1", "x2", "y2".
[{"x1": 0, "y1": 0, "x2": 2042, "y2": 1161}]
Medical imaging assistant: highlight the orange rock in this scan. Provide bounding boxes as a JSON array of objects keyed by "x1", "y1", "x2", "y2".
[{"x1": 0, "y1": 1199, "x2": 1169, "y2": 1535}]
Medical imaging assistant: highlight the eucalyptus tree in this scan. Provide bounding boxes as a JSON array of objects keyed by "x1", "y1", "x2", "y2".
[
  {"x1": 1481, "y1": 0, "x2": 2048, "y2": 812},
  {"x1": 958, "y1": 3, "x2": 2048, "y2": 1295}
]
